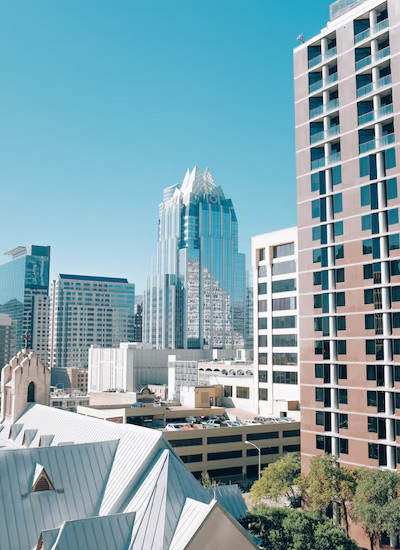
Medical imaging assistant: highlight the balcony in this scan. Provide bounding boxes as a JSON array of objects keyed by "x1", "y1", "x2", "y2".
[
  {"x1": 358, "y1": 104, "x2": 393, "y2": 126},
  {"x1": 309, "y1": 48, "x2": 338, "y2": 70},
  {"x1": 309, "y1": 73, "x2": 338, "y2": 94},
  {"x1": 310, "y1": 98, "x2": 339, "y2": 120},
  {"x1": 311, "y1": 125, "x2": 340, "y2": 145},
  {"x1": 359, "y1": 133, "x2": 395, "y2": 155},
  {"x1": 354, "y1": 19, "x2": 389, "y2": 45},
  {"x1": 330, "y1": 0, "x2": 364, "y2": 20},
  {"x1": 311, "y1": 152, "x2": 341, "y2": 171},
  {"x1": 356, "y1": 46, "x2": 390, "y2": 72},
  {"x1": 357, "y1": 75, "x2": 392, "y2": 98}
]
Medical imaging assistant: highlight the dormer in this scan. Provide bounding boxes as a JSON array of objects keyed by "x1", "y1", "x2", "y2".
[{"x1": 31, "y1": 464, "x2": 54, "y2": 493}]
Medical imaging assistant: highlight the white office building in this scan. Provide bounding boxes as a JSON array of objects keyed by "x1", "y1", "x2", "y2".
[{"x1": 252, "y1": 227, "x2": 300, "y2": 420}]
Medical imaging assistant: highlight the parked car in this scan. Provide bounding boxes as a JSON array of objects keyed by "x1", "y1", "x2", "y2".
[
  {"x1": 165, "y1": 423, "x2": 184, "y2": 431},
  {"x1": 201, "y1": 419, "x2": 221, "y2": 429},
  {"x1": 186, "y1": 416, "x2": 201, "y2": 424},
  {"x1": 279, "y1": 417, "x2": 296, "y2": 423}
]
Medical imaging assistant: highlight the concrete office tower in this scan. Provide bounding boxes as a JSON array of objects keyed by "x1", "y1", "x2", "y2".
[
  {"x1": 244, "y1": 274, "x2": 254, "y2": 349},
  {"x1": 49, "y1": 275, "x2": 135, "y2": 369},
  {"x1": 294, "y1": 0, "x2": 400, "y2": 474},
  {"x1": 0, "y1": 246, "x2": 50, "y2": 366},
  {"x1": 144, "y1": 166, "x2": 246, "y2": 350},
  {"x1": 252, "y1": 228, "x2": 300, "y2": 420}
]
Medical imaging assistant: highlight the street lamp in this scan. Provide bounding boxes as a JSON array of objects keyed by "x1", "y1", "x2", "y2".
[{"x1": 245, "y1": 440, "x2": 261, "y2": 480}]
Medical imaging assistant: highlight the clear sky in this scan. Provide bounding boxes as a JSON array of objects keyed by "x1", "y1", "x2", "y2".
[{"x1": 0, "y1": 0, "x2": 332, "y2": 293}]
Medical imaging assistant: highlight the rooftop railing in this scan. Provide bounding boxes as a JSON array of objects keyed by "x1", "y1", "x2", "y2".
[{"x1": 330, "y1": 0, "x2": 366, "y2": 21}]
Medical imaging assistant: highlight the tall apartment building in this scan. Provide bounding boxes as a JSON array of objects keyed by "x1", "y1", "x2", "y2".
[
  {"x1": 49, "y1": 274, "x2": 135, "y2": 369},
  {"x1": 144, "y1": 166, "x2": 246, "y2": 350},
  {"x1": 294, "y1": 0, "x2": 400, "y2": 473},
  {"x1": 0, "y1": 245, "x2": 50, "y2": 366},
  {"x1": 252, "y1": 228, "x2": 300, "y2": 420}
]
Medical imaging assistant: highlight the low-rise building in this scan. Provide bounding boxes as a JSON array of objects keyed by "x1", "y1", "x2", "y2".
[
  {"x1": 89, "y1": 343, "x2": 237, "y2": 393},
  {"x1": 50, "y1": 390, "x2": 89, "y2": 412}
]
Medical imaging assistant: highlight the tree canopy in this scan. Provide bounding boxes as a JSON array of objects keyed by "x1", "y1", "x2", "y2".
[
  {"x1": 250, "y1": 452, "x2": 301, "y2": 506},
  {"x1": 240, "y1": 505, "x2": 359, "y2": 550}
]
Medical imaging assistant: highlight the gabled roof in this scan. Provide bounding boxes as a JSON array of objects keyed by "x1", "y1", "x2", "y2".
[
  {"x1": 0, "y1": 404, "x2": 166, "y2": 516},
  {"x1": 0, "y1": 440, "x2": 118, "y2": 550},
  {"x1": 31, "y1": 463, "x2": 54, "y2": 492},
  {"x1": 39, "y1": 513, "x2": 135, "y2": 550},
  {"x1": 205, "y1": 485, "x2": 248, "y2": 520},
  {"x1": 169, "y1": 498, "x2": 212, "y2": 550},
  {"x1": 126, "y1": 449, "x2": 210, "y2": 550}
]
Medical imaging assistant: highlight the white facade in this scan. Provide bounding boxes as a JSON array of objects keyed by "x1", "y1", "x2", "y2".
[
  {"x1": 89, "y1": 343, "x2": 235, "y2": 394},
  {"x1": 252, "y1": 227, "x2": 300, "y2": 420}
]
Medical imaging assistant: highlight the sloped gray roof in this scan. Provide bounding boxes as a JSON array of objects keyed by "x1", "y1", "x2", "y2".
[
  {"x1": 169, "y1": 498, "x2": 213, "y2": 550},
  {"x1": 40, "y1": 513, "x2": 135, "y2": 550},
  {"x1": 0, "y1": 440, "x2": 118, "y2": 550},
  {"x1": 205, "y1": 485, "x2": 248, "y2": 520},
  {"x1": 0, "y1": 404, "x2": 166, "y2": 516},
  {"x1": 126, "y1": 449, "x2": 210, "y2": 550}
]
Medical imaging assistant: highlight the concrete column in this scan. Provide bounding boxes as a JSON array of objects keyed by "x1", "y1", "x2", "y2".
[
  {"x1": 376, "y1": 151, "x2": 385, "y2": 179},
  {"x1": 332, "y1": 436, "x2": 339, "y2": 457},
  {"x1": 383, "y1": 313, "x2": 391, "y2": 338},
  {"x1": 323, "y1": 116, "x2": 330, "y2": 133},
  {"x1": 384, "y1": 338, "x2": 393, "y2": 362},
  {"x1": 332, "y1": 388, "x2": 338, "y2": 410},
  {"x1": 330, "y1": 340, "x2": 337, "y2": 362},
  {"x1": 325, "y1": 167, "x2": 333, "y2": 195},
  {"x1": 323, "y1": 90, "x2": 330, "y2": 106},
  {"x1": 330, "y1": 363, "x2": 338, "y2": 385},
  {"x1": 381, "y1": 261, "x2": 390, "y2": 285},
  {"x1": 386, "y1": 418, "x2": 395, "y2": 442},
  {"x1": 327, "y1": 224, "x2": 334, "y2": 246},
  {"x1": 387, "y1": 445, "x2": 396, "y2": 470},
  {"x1": 329, "y1": 292, "x2": 336, "y2": 314},
  {"x1": 321, "y1": 37, "x2": 328, "y2": 55},
  {"x1": 329, "y1": 316, "x2": 336, "y2": 338},
  {"x1": 373, "y1": 93, "x2": 381, "y2": 112},
  {"x1": 370, "y1": 38, "x2": 378, "y2": 57},
  {"x1": 328, "y1": 246, "x2": 335, "y2": 269},
  {"x1": 382, "y1": 287, "x2": 390, "y2": 311},
  {"x1": 326, "y1": 195, "x2": 333, "y2": 222},
  {"x1": 333, "y1": 412, "x2": 339, "y2": 434},
  {"x1": 369, "y1": 10, "x2": 378, "y2": 28},
  {"x1": 385, "y1": 364, "x2": 394, "y2": 388},
  {"x1": 380, "y1": 236, "x2": 389, "y2": 260},
  {"x1": 377, "y1": 179, "x2": 386, "y2": 210},
  {"x1": 385, "y1": 390, "x2": 394, "y2": 415},
  {"x1": 322, "y1": 65, "x2": 329, "y2": 81},
  {"x1": 328, "y1": 267, "x2": 335, "y2": 288}
]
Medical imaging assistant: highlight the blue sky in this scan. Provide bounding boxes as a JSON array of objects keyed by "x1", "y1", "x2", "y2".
[{"x1": 0, "y1": 0, "x2": 331, "y2": 293}]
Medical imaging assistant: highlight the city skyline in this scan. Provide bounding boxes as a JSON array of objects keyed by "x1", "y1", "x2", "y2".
[{"x1": 0, "y1": 0, "x2": 334, "y2": 293}]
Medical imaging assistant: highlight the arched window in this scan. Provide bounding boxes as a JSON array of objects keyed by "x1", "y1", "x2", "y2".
[{"x1": 27, "y1": 382, "x2": 35, "y2": 403}]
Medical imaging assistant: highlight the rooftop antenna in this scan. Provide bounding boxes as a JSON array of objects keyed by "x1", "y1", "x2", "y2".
[{"x1": 297, "y1": 34, "x2": 304, "y2": 44}]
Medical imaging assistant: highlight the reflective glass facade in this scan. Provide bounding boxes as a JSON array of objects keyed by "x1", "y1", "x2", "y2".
[
  {"x1": 0, "y1": 245, "x2": 50, "y2": 365},
  {"x1": 144, "y1": 167, "x2": 246, "y2": 349}
]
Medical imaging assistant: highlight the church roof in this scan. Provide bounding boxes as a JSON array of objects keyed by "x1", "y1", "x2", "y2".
[{"x1": 0, "y1": 404, "x2": 253, "y2": 550}]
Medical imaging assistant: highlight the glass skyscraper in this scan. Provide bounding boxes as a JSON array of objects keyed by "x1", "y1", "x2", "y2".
[
  {"x1": 0, "y1": 245, "x2": 50, "y2": 365},
  {"x1": 144, "y1": 166, "x2": 246, "y2": 349}
]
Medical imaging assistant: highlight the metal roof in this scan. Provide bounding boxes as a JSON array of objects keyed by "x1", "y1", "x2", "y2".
[
  {"x1": 0, "y1": 440, "x2": 118, "y2": 550},
  {"x1": 205, "y1": 485, "x2": 248, "y2": 520},
  {"x1": 40, "y1": 513, "x2": 136, "y2": 550}
]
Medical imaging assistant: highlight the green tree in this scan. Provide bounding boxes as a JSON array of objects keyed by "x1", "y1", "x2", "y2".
[
  {"x1": 239, "y1": 506, "x2": 358, "y2": 550},
  {"x1": 303, "y1": 454, "x2": 356, "y2": 535},
  {"x1": 250, "y1": 452, "x2": 301, "y2": 506},
  {"x1": 200, "y1": 471, "x2": 219, "y2": 489},
  {"x1": 352, "y1": 468, "x2": 400, "y2": 550}
]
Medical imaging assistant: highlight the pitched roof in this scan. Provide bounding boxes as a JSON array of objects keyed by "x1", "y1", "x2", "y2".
[
  {"x1": 40, "y1": 513, "x2": 136, "y2": 550},
  {"x1": 0, "y1": 440, "x2": 118, "y2": 550},
  {"x1": 205, "y1": 485, "x2": 248, "y2": 520}
]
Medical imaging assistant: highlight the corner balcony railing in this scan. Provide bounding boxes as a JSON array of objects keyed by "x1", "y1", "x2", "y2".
[
  {"x1": 310, "y1": 125, "x2": 340, "y2": 145},
  {"x1": 356, "y1": 46, "x2": 390, "y2": 72},
  {"x1": 357, "y1": 75, "x2": 392, "y2": 98},
  {"x1": 309, "y1": 47, "x2": 337, "y2": 70},
  {"x1": 330, "y1": 0, "x2": 364, "y2": 20},
  {"x1": 358, "y1": 104, "x2": 393, "y2": 126},
  {"x1": 310, "y1": 98, "x2": 339, "y2": 120},
  {"x1": 309, "y1": 73, "x2": 338, "y2": 94},
  {"x1": 311, "y1": 152, "x2": 341, "y2": 171},
  {"x1": 359, "y1": 133, "x2": 395, "y2": 154},
  {"x1": 354, "y1": 19, "x2": 389, "y2": 44}
]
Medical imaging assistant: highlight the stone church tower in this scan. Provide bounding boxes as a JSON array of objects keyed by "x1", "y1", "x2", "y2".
[{"x1": 1, "y1": 337, "x2": 50, "y2": 424}]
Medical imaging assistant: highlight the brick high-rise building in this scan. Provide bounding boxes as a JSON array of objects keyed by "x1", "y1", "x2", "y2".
[{"x1": 294, "y1": 0, "x2": 400, "y2": 476}]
